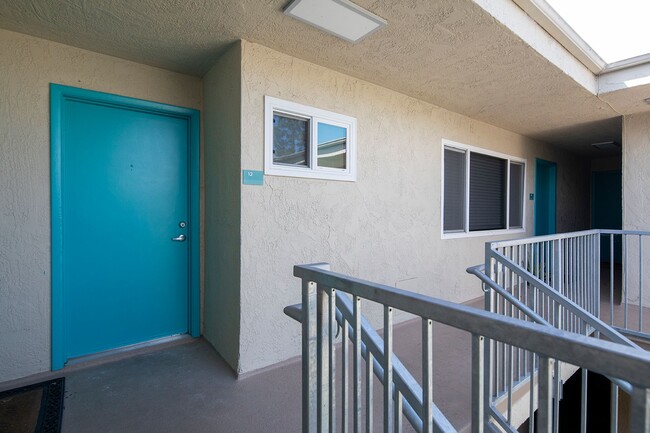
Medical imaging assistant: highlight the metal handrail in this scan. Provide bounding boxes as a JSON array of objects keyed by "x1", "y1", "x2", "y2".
[
  {"x1": 478, "y1": 229, "x2": 650, "y2": 432},
  {"x1": 294, "y1": 264, "x2": 650, "y2": 384},
  {"x1": 293, "y1": 263, "x2": 650, "y2": 433},
  {"x1": 486, "y1": 248, "x2": 640, "y2": 350}
]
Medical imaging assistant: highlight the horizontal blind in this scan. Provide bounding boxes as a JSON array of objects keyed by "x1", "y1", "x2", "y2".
[
  {"x1": 443, "y1": 148, "x2": 466, "y2": 232},
  {"x1": 469, "y1": 153, "x2": 506, "y2": 231}
]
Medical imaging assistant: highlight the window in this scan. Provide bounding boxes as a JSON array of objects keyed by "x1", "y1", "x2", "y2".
[
  {"x1": 265, "y1": 96, "x2": 357, "y2": 181},
  {"x1": 442, "y1": 140, "x2": 525, "y2": 237}
]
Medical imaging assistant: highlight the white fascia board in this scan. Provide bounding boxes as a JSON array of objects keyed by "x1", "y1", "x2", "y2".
[{"x1": 599, "y1": 61, "x2": 650, "y2": 94}]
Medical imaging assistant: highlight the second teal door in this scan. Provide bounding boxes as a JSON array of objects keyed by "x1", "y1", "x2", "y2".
[{"x1": 52, "y1": 85, "x2": 199, "y2": 367}]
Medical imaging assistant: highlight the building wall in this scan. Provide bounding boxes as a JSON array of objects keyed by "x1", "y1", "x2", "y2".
[
  {"x1": 237, "y1": 41, "x2": 589, "y2": 373},
  {"x1": 622, "y1": 112, "x2": 650, "y2": 307},
  {"x1": 0, "y1": 29, "x2": 202, "y2": 382},
  {"x1": 623, "y1": 112, "x2": 650, "y2": 232},
  {"x1": 203, "y1": 42, "x2": 242, "y2": 372}
]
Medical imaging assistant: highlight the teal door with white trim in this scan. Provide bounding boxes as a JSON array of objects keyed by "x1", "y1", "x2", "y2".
[{"x1": 51, "y1": 85, "x2": 200, "y2": 369}]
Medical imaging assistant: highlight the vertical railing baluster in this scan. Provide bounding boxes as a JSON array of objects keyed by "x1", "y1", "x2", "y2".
[
  {"x1": 610, "y1": 234, "x2": 615, "y2": 326},
  {"x1": 422, "y1": 318, "x2": 433, "y2": 433},
  {"x1": 639, "y1": 235, "x2": 643, "y2": 332},
  {"x1": 383, "y1": 306, "x2": 394, "y2": 433},
  {"x1": 471, "y1": 334, "x2": 485, "y2": 433},
  {"x1": 507, "y1": 344, "x2": 513, "y2": 424},
  {"x1": 353, "y1": 296, "x2": 362, "y2": 433},
  {"x1": 553, "y1": 360, "x2": 560, "y2": 433},
  {"x1": 538, "y1": 356, "x2": 553, "y2": 433},
  {"x1": 342, "y1": 318, "x2": 349, "y2": 433},
  {"x1": 318, "y1": 284, "x2": 330, "y2": 433},
  {"x1": 366, "y1": 352, "x2": 373, "y2": 433},
  {"x1": 622, "y1": 234, "x2": 629, "y2": 329},
  {"x1": 303, "y1": 278, "x2": 318, "y2": 433},
  {"x1": 580, "y1": 369, "x2": 588, "y2": 433},
  {"x1": 629, "y1": 387, "x2": 650, "y2": 433},
  {"x1": 329, "y1": 289, "x2": 337, "y2": 433},
  {"x1": 394, "y1": 391, "x2": 403, "y2": 433},
  {"x1": 528, "y1": 353, "x2": 536, "y2": 433},
  {"x1": 610, "y1": 383, "x2": 618, "y2": 433}
]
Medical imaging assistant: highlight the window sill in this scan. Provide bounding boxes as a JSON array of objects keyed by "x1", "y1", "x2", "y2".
[
  {"x1": 442, "y1": 228, "x2": 526, "y2": 240},
  {"x1": 265, "y1": 165, "x2": 356, "y2": 182}
]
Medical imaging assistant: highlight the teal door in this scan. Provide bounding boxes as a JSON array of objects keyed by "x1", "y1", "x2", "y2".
[
  {"x1": 593, "y1": 170, "x2": 622, "y2": 262},
  {"x1": 535, "y1": 159, "x2": 557, "y2": 236},
  {"x1": 51, "y1": 85, "x2": 200, "y2": 369}
]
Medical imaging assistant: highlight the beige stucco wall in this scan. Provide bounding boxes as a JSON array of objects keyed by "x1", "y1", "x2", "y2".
[
  {"x1": 622, "y1": 112, "x2": 650, "y2": 307},
  {"x1": 203, "y1": 42, "x2": 242, "y2": 372},
  {"x1": 0, "y1": 29, "x2": 202, "y2": 382},
  {"x1": 623, "y1": 112, "x2": 650, "y2": 232},
  {"x1": 237, "y1": 40, "x2": 589, "y2": 373}
]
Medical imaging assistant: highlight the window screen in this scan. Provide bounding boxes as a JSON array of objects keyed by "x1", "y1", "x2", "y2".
[
  {"x1": 469, "y1": 153, "x2": 507, "y2": 231},
  {"x1": 443, "y1": 148, "x2": 466, "y2": 232},
  {"x1": 317, "y1": 122, "x2": 347, "y2": 169},
  {"x1": 273, "y1": 112, "x2": 310, "y2": 167}
]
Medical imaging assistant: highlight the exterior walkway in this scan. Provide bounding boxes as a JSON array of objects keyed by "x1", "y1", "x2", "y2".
[{"x1": 0, "y1": 298, "x2": 483, "y2": 433}]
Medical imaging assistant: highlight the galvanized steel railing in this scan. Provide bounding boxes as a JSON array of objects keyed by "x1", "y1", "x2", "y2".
[
  {"x1": 483, "y1": 229, "x2": 650, "y2": 342},
  {"x1": 291, "y1": 262, "x2": 650, "y2": 433},
  {"x1": 473, "y1": 229, "x2": 650, "y2": 432}
]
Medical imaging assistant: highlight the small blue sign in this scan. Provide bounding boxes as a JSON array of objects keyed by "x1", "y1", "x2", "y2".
[{"x1": 242, "y1": 170, "x2": 264, "y2": 185}]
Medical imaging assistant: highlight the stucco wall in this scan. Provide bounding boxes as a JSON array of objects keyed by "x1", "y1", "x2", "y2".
[
  {"x1": 623, "y1": 112, "x2": 650, "y2": 232},
  {"x1": 622, "y1": 112, "x2": 650, "y2": 307},
  {"x1": 237, "y1": 41, "x2": 589, "y2": 373},
  {"x1": 0, "y1": 29, "x2": 202, "y2": 382},
  {"x1": 203, "y1": 42, "x2": 242, "y2": 372}
]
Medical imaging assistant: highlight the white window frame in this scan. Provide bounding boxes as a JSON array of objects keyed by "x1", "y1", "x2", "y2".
[
  {"x1": 264, "y1": 96, "x2": 357, "y2": 181},
  {"x1": 441, "y1": 139, "x2": 527, "y2": 239}
]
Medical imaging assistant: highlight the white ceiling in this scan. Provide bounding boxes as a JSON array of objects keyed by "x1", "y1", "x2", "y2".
[{"x1": 2, "y1": 0, "x2": 648, "y2": 156}]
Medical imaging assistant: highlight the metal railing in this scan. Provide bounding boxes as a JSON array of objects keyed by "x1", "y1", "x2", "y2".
[
  {"x1": 471, "y1": 229, "x2": 650, "y2": 432},
  {"x1": 290, "y1": 262, "x2": 650, "y2": 433}
]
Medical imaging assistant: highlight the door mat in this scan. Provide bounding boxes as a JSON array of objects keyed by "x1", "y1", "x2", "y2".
[{"x1": 0, "y1": 377, "x2": 65, "y2": 433}]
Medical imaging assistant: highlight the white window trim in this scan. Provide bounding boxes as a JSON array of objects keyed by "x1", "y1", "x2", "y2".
[
  {"x1": 441, "y1": 139, "x2": 527, "y2": 239},
  {"x1": 264, "y1": 96, "x2": 357, "y2": 181}
]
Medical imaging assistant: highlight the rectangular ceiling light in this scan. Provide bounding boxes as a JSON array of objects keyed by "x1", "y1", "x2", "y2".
[
  {"x1": 284, "y1": 0, "x2": 387, "y2": 44},
  {"x1": 591, "y1": 141, "x2": 620, "y2": 151}
]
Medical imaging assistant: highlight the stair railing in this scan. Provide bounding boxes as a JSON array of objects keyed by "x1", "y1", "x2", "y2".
[
  {"x1": 290, "y1": 262, "x2": 650, "y2": 433},
  {"x1": 474, "y1": 229, "x2": 650, "y2": 432}
]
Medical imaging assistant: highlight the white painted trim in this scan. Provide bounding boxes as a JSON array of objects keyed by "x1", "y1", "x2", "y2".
[
  {"x1": 264, "y1": 96, "x2": 357, "y2": 182},
  {"x1": 441, "y1": 139, "x2": 527, "y2": 239}
]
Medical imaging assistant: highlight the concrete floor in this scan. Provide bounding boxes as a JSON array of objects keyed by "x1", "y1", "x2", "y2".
[
  {"x1": 60, "y1": 338, "x2": 303, "y2": 433},
  {"x1": 56, "y1": 312, "x2": 478, "y2": 433}
]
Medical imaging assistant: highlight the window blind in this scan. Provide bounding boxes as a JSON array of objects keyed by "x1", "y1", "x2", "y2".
[
  {"x1": 443, "y1": 148, "x2": 466, "y2": 232},
  {"x1": 469, "y1": 153, "x2": 506, "y2": 231}
]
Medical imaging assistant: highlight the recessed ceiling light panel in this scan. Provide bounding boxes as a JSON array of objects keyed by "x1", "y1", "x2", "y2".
[
  {"x1": 284, "y1": 0, "x2": 387, "y2": 44},
  {"x1": 591, "y1": 141, "x2": 620, "y2": 151}
]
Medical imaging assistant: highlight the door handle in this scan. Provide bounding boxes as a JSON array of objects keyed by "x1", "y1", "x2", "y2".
[{"x1": 171, "y1": 234, "x2": 186, "y2": 242}]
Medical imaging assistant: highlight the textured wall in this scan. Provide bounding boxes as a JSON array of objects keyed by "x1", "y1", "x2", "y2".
[
  {"x1": 623, "y1": 113, "x2": 650, "y2": 232},
  {"x1": 203, "y1": 42, "x2": 242, "y2": 372},
  {"x1": 236, "y1": 41, "x2": 589, "y2": 373},
  {"x1": 0, "y1": 29, "x2": 202, "y2": 382},
  {"x1": 622, "y1": 112, "x2": 650, "y2": 307}
]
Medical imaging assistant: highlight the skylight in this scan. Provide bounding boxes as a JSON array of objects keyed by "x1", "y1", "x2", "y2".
[{"x1": 544, "y1": 0, "x2": 650, "y2": 64}]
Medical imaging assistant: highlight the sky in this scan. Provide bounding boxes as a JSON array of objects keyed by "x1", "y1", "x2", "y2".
[{"x1": 545, "y1": 0, "x2": 650, "y2": 63}]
